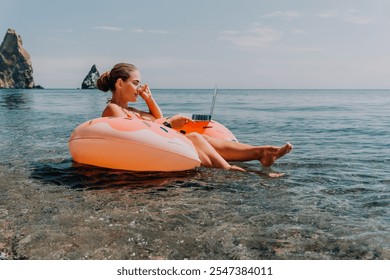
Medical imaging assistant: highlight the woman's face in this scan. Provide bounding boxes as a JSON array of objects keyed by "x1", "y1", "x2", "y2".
[{"x1": 122, "y1": 70, "x2": 141, "y2": 102}]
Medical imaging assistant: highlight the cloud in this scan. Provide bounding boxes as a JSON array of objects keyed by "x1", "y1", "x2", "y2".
[
  {"x1": 130, "y1": 28, "x2": 173, "y2": 35},
  {"x1": 317, "y1": 10, "x2": 340, "y2": 18},
  {"x1": 131, "y1": 28, "x2": 144, "y2": 33},
  {"x1": 261, "y1": 10, "x2": 302, "y2": 20},
  {"x1": 317, "y1": 9, "x2": 374, "y2": 25},
  {"x1": 219, "y1": 25, "x2": 280, "y2": 49},
  {"x1": 343, "y1": 14, "x2": 373, "y2": 25},
  {"x1": 93, "y1": 26, "x2": 123, "y2": 31}
]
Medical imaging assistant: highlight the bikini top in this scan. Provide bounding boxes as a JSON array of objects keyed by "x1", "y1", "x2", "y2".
[
  {"x1": 122, "y1": 107, "x2": 140, "y2": 119},
  {"x1": 110, "y1": 103, "x2": 142, "y2": 120}
]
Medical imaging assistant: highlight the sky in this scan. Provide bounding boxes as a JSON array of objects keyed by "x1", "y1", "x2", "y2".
[{"x1": 1, "y1": 0, "x2": 390, "y2": 89}]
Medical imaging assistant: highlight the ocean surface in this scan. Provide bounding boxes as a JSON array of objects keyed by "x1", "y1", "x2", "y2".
[{"x1": 0, "y1": 88, "x2": 389, "y2": 260}]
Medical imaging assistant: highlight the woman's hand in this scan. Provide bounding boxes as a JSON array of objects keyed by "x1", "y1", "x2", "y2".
[
  {"x1": 168, "y1": 115, "x2": 195, "y2": 129},
  {"x1": 137, "y1": 84, "x2": 153, "y2": 101},
  {"x1": 137, "y1": 84, "x2": 163, "y2": 119}
]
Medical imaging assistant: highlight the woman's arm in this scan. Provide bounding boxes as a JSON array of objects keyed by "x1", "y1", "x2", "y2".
[{"x1": 138, "y1": 84, "x2": 163, "y2": 120}]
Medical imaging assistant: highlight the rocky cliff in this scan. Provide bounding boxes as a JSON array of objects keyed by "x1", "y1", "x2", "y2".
[
  {"x1": 0, "y1": 28, "x2": 36, "y2": 89},
  {"x1": 81, "y1": 64, "x2": 100, "y2": 89}
]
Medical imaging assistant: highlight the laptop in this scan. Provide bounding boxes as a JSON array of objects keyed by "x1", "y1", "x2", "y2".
[{"x1": 190, "y1": 86, "x2": 218, "y2": 121}]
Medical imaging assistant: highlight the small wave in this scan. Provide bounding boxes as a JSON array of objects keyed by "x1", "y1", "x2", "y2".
[
  {"x1": 362, "y1": 200, "x2": 390, "y2": 208},
  {"x1": 320, "y1": 187, "x2": 376, "y2": 196}
]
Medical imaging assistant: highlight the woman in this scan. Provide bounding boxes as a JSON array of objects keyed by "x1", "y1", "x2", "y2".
[{"x1": 97, "y1": 63, "x2": 292, "y2": 171}]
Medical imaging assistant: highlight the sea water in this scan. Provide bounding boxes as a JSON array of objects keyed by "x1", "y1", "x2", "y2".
[{"x1": 0, "y1": 88, "x2": 389, "y2": 259}]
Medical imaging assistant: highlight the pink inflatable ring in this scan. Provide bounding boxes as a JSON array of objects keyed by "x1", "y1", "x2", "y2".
[{"x1": 68, "y1": 117, "x2": 237, "y2": 172}]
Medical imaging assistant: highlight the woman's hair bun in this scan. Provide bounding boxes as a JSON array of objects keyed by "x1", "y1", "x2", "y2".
[{"x1": 97, "y1": 71, "x2": 111, "y2": 92}]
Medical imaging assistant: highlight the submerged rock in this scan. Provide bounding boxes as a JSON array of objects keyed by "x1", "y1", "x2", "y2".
[
  {"x1": 81, "y1": 64, "x2": 100, "y2": 89},
  {"x1": 0, "y1": 28, "x2": 36, "y2": 89}
]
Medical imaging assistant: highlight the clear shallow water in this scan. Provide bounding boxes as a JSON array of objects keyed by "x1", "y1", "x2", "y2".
[{"x1": 0, "y1": 88, "x2": 389, "y2": 259}]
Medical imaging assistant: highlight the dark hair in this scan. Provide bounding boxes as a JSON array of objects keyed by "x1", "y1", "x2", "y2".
[{"x1": 97, "y1": 63, "x2": 138, "y2": 92}]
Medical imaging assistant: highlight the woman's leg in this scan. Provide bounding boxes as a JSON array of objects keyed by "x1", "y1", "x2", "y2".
[
  {"x1": 186, "y1": 133, "x2": 245, "y2": 171},
  {"x1": 202, "y1": 135, "x2": 293, "y2": 167}
]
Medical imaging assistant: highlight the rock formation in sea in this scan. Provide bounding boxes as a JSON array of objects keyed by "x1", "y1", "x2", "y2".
[
  {"x1": 0, "y1": 28, "x2": 38, "y2": 89},
  {"x1": 81, "y1": 64, "x2": 100, "y2": 89}
]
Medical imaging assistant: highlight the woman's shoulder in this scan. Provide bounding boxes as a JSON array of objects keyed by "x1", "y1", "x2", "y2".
[{"x1": 102, "y1": 103, "x2": 125, "y2": 117}]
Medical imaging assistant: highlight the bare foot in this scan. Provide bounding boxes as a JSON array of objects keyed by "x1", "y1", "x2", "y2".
[
  {"x1": 227, "y1": 165, "x2": 246, "y2": 172},
  {"x1": 259, "y1": 143, "x2": 293, "y2": 167},
  {"x1": 268, "y1": 172, "x2": 285, "y2": 178}
]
